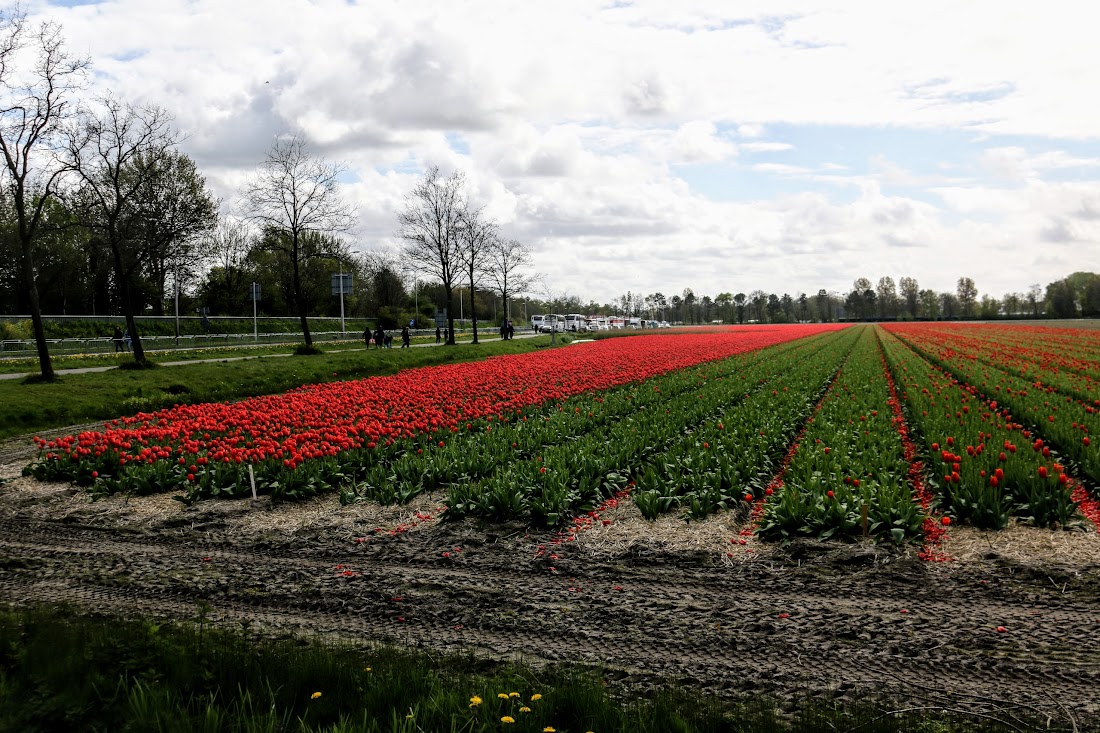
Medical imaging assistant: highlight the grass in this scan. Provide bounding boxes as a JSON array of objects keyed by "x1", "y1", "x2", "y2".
[
  {"x1": 0, "y1": 605, "x2": 1039, "y2": 733},
  {"x1": 0, "y1": 335, "x2": 568, "y2": 440}
]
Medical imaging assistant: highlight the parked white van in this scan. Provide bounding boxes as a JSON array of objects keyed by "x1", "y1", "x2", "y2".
[
  {"x1": 565, "y1": 314, "x2": 588, "y2": 332},
  {"x1": 531, "y1": 314, "x2": 546, "y2": 332}
]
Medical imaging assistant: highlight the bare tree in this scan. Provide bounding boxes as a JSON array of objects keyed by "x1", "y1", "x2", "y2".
[
  {"x1": 1027, "y1": 283, "x2": 1043, "y2": 317},
  {"x1": 200, "y1": 217, "x2": 254, "y2": 315},
  {"x1": 899, "y1": 276, "x2": 919, "y2": 319},
  {"x1": 398, "y1": 166, "x2": 465, "y2": 345},
  {"x1": 457, "y1": 206, "x2": 497, "y2": 344},
  {"x1": 240, "y1": 135, "x2": 356, "y2": 349},
  {"x1": 956, "y1": 276, "x2": 978, "y2": 319},
  {"x1": 486, "y1": 236, "x2": 535, "y2": 328},
  {"x1": 66, "y1": 98, "x2": 181, "y2": 365},
  {"x1": 0, "y1": 8, "x2": 88, "y2": 380},
  {"x1": 876, "y1": 276, "x2": 898, "y2": 320}
]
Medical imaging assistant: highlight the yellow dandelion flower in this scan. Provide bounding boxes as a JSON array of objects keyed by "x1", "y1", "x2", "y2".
[
  {"x1": 310, "y1": 691, "x2": 322, "y2": 700},
  {"x1": 519, "y1": 706, "x2": 532, "y2": 713},
  {"x1": 543, "y1": 727, "x2": 556, "y2": 732},
  {"x1": 508, "y1": 692, "x2": 520, "y2": 698},
  {"x1": 469, "y1": 696, "x2": 482, "y2": 707},
  {"x1": 530, "y1": 693, "x2": 543, "y2": 701},
  {"x1": 364, "y1": 666, "x2": 372, "y2": 673},
  {"x1": 501, "y1": 716, "x2": 515, "y2": 724},
  {"x1": 497, "y1": 693, "x2": 510, "y2": 699}
]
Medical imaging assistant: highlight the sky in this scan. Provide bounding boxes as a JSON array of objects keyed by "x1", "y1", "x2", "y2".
[{"x1": 26, "y1": 0, "x2": 1100, "y2": 305}]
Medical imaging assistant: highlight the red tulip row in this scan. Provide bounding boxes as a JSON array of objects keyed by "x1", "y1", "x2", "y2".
[
  {"x1": 27, "y1": 325, "x2": 845, "y2": 500},
  {"x1": 887, "y1": 323, "x2": 1100, "y2": 405},
  {"x1": 879, "y1": 328, "x2": 1088, "y2": 529},
  {"x1": 885, "y1": 323, "x2": 1100, "y2": 485}
]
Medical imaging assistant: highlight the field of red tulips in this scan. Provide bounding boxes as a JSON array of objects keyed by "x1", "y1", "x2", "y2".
[
  {"x1": 9, "y1": 321, "x2": 1100, "y2": 727},
  {"x1": 24, "y1": 322, "x2": 1100, "y2": 542}
]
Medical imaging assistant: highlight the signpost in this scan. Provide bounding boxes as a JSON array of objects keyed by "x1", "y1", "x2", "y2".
[
  {"x1": 250, "y1": 282, "x2": 261, "y2": 342},
  {"x1": 331, "y1": 271, "x2": 353, "y2": 336}
]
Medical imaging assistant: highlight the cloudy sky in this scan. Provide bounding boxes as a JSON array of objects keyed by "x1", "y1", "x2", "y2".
[{"x1": 28, "y1": 0, "x2": 1100, "y2": 304}]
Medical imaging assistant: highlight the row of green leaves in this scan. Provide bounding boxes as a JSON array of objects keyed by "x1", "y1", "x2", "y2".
[
  {"x1": 758, "y1": 326, "x2": 924, "y2": 542},
  {"x1": 445, "y1": 330, "x2": 857, "y2": 526}
]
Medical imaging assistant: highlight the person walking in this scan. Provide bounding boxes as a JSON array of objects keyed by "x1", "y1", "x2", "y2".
[
  {"x1": 373, "y1": 325, "x2": 385, "y2": 349},
  {"x1": 401, "y1": 325, "x2": 411, "y2": 348},
  {"x1": 112, "y1": 326, "x2": 124, "y2": 353},
  {"x1": 364, "y1": 326, "x2": 371, "y2": 347},
  {"x1": 122, "y1": 329, "x2": 132, "y2": 352},
  {"x1": 507, "y1": 320, "x2": 515, "y2": 340},
  {"x1": 435, "y1": 327, "x2": 441, "y2": 344}
]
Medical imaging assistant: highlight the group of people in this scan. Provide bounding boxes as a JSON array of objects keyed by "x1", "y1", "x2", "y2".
[
  {"x1": 365, "y1": 325, "x2": 411, "y2": 349},
  {"x1": 111, "y1": 326, "x2": 132, "y2": 352},
  {"x1": 364, "y1": 321, "x2": 516, "y2": 348}
]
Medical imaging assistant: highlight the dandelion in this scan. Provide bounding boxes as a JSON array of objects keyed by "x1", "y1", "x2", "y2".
[
  {"x1": 530, "y1": 693, "x2": 542, "y2": 701},
  {"x1": 469, "y1": 696, "x2": 482, "y2": 707},
  {"x1": 310, "y1": 692, "x2": 322, "y2": 700},
  {"x1": 544, "y1": 727, "x2": 557, "y2": 732},
  {"x1": 497, "y1": 693, "x2": 510, "y2": 700},
  {"x1": 501, "y1": 716, "x2": 515, "y2": 724},
  {"x1": 508, "y1": 692, "x2": 520, "y2": 698},
  {"x1": 519, "y1": 706, "x2": 532, "y2": 713},
  {"x1": 364, "y1": 667, "x2": 372, "y2": 673}
]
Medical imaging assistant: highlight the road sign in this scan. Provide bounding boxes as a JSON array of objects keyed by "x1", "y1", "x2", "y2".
[
  {"x1": 434, "y1": 309, "x2": 447, "y2": 328},
  {"x1": 250, "y1": 282, "x2": 261, "y2": 301},
  {"x1": 331, "y1": 273, "x2": 353, "y2": 296}
]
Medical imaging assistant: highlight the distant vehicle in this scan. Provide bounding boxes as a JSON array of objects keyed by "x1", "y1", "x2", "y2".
[
  {"x1": 540, "y1": 313, "x2": 566, "y2": 332},
  {"x1": 564, "y1": 314, "x2": 588, "y2": 332},
  {"x1": 608, "y1": 318, "x2": 626, "y2": 329},
  {"x1": 627, "y1": 317, "x2": 641, "y2": 328},
  {"x1": 531, "y1": 314, "x2": 546, "y2": 332},
  {"x1": 659, "y1": 321, "x2": 670, "y2": 328},
  {"x1": 587, "y1": 317, "x2": 609, "y2": 330}
]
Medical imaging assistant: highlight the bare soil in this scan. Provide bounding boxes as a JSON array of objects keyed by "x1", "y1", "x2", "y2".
[{"x1": 2, "y1": 434, "x2": 1100, "y2": 730}]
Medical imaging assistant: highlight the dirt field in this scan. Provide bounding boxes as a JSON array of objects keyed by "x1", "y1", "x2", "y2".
[{"x1": 2, "y1": 433, "x2": 1100, "y2": 730}]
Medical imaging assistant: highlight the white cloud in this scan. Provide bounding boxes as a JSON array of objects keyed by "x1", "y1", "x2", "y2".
[{"x1": 18, "y1": 0, "x2": 1100, "y2": 303}]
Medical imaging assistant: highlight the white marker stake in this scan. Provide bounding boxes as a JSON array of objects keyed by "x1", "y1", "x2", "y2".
[{"x1": 249, "y1": 464, "x2": 257, "y2": 500}]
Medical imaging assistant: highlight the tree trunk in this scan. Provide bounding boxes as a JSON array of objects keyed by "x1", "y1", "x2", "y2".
[
  {"x1": 106, "y1": 234, "x2": 148, "y2": 364},
  {"x1": 291, "y1": 233, "x2": 313, "y2": 348},
  {"x1": 19, "y1": 235, "x2": 55, "y2": 381}
]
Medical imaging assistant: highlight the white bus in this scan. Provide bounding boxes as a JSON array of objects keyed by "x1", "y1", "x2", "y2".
[{"x1": 564, "y1": 314, "x2": 588, "y2": 332}]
